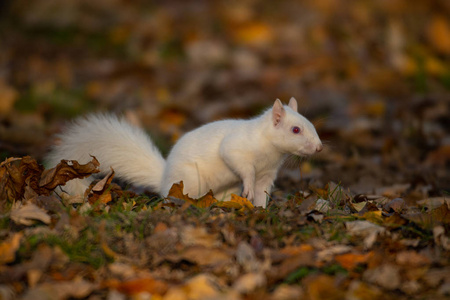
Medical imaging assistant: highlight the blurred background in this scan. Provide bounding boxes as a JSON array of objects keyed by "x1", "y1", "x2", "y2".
[{"x1": 0, "y1": 0, "x2": 449, "y2": 197}]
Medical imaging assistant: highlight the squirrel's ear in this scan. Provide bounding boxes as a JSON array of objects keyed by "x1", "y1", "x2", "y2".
[
  {"x1": 272, "y1": 99, "x2": 285, "y2": 127},
  {"x1": 288, "y1": 97, "x2": 298, "y2": 112}
]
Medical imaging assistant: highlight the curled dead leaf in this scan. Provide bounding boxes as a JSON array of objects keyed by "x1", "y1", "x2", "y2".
[
  {"x1": 10, "y1": 202, "x2": 51, "y2": 226},
  {"x1": 39, "y1": 157, "x2": 100, "y2": 194}
]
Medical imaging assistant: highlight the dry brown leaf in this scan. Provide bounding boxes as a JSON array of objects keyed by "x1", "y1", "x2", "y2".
[
  {"x1": 22, "y1": 278, "x2": 96, "y2": 300},
  {"x1": 0, "y1": 232, "x2": 22, "y2": 264},
  {"x1": 232, "y1": 272, "x2": 266, "y2": 294},
  {"x1": 0, "y1": 80, "x2": 18, "y2": 115},
  {"x1": 363, "y1": 264, "x2": 401, "y2": 290},
  {"x1": 236, "y1": 241, "x2": 261, "y2": 273},
  {"x1": 167, "y1": 181, "x2": 218, "y2": 208},
  {"x1": 39, "y1": 157, "x2": 100, "y2": 194},
  {"x1": 304, "y1": 274, "x2": 345, "y2": 300},
  {"x1": 346, "y1": 280, "x2": 382, "y2": 300},
  {"x1": 396, "y1": 250, "x2": 430, "y2": 267},
  {"x1": 345, "y1": 220, "x2": 385, "y2": 248},
  {"x1": 267, "y1": 248, "x2": 316, "y2": 284},
  {"x1": 10, "y1": 202, "x2": 51, "y2": 226},
  {"x1": 180, "y1": 246, "x2": 231, "y2": 267},
  {"x1": 403, "y1": 203, "x2": 450, "y2": 229},
  {"x1": 104, "y1": 277, "x2": 168, "y2": 296},
  {"x1": 164, "y1": 274, "x2": 224, "y2": 300},
  {"x1": 0, "y1": 157, "x2": 41, "y2": 202},
  {"x1": 0, "y1": 156, "x2": 101, "y2": 202},
  {"x1": 180, "y1": 226, "x2": 220, "y2": 247},
  {"x1": 335, "y1": 252, "x2": 373, "y2": 270},
  {"x1": 91, "y1": 168, "x2": 114, "y2": 192}
]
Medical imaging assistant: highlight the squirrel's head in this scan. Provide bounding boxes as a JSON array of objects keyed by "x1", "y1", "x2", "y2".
[{"x1": 270, "y1": 97, "x2": 323, "y2": 156}]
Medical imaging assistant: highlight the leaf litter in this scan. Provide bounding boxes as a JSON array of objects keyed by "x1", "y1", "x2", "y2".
[
  {"x1": 0, "y1": 0, "x2": 449, "y2": 299},
  {"x1": 0, "y1": 156, "x2": 448, "y2": 299}
]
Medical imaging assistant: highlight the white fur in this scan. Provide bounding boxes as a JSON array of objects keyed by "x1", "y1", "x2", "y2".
[
  {"x1": 46, "y1": 114, "x2": 165, "y2": 195},
  {"x1": 46, "y1": 98, "x2": 322, "y2": 208}
]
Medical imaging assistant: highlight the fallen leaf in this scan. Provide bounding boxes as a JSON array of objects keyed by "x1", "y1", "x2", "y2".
[
  {"x1": 167, "y1": 181, "x2": 218, "y2": 208},
  {"x1": 0, "y1": 80, "x2": 18, "y2": 115},
  {"x1": 22, "y1": 278, "x2": 96, "y2": 300},
  {"x1": 363, "y1": 264, "x2": 401, "y2": 290},
  {"x1": 0, "y1": 232, "x2": 22, "y2": 264},
  {"x1": 233, "y1": 22, "x2": 273, "y2": 46},
  {"x1": 304, "y1": 274, "x2": 345, "y2": 300},
  {"x1": 345, "y1": 220, "x2": 385, "y2": 248},
  {"x1": 232, "y1": 272, "x2": 266, "y2": 294},
  {"x1": 91, "y1": 168, "x2": 115, "y2": 192},
  {"x1": 383, "y1": 198, "x2": 406, "y2": 214},
  {"x1": 236, "y1": 241, "x2": 261, "y2": 273},
  {"x1": 179, "y1": 246, "x2": 231, "y2": 267},
  {"x1": 10, "y1": 202, "x2": 51, "y2": 225},
  {"x1": 396, "y1": 250, "x2": 430, "y2": 266},
  {"x1": 215, "y1": 193, "x2": 254, "y2": 210},
  {"x1": 39, "y1": 157, "x2": 101, "y2": 194},
  {"x1": 433, "y1": 226, "x2": 450, "y2": 250},
  {"x1": 317, "y1": 245, "x2": 352, "y2": 263},
  {"x1": 180, "y1": 226, "x2": 220, "y2": 247},
  {"x1": 104, "y1": 277, "x2": 168, "y2": 296},
  {"x1": 428, "y1": 15, "x2": 450, "y2": 55},
  {"x1": 271, "y1": 284, "x2": 304, "y2": 300},
  {"x1": 335, "y1": 252, "x2": 373, "y2": 270},
  {"x1": 346, "y1": 280, "x2": 382, "y2": 300},
  {"x1": 167, "y1": 274, "x2": 224, "y2": 300}
]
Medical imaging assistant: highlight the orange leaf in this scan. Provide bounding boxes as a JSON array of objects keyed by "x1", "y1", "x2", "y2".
[
  {"x1": 233, "y1": 22, "x2": 273, "y2": 46},
  {"x1": 428, "y1": 15, "x2": 450, "y2": 55},
  {"x1": 280, "y1": 244, "x2": 314, "y2": 256},
  {"x1": 196, "y1": 190, "x2": 218, "y2": 208},
  {"x1": 0, "y1": 232, "x2": 22, "y2": 264},
  {"x1": 167, "y1": 181, "x2": 193, "y2": 202},
  {"x1": 335, "y1": 252, "x2": 373, "y2": 270},
  {"x1": 105, "y1": 277, "x2": 168, "y2": 295},
  {"x1": 167, "y1": 182, "x2": 218, "y2": 208}
]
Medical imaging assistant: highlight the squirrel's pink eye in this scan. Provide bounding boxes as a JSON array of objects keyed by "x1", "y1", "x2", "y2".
[{"x1": 292, "y1": 126, "x2": 301, "y2": 134}]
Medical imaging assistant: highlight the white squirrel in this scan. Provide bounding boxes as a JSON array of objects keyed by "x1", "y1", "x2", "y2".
[{"x1": 46, "y1": 98, "x2": 323, "y2": 208}]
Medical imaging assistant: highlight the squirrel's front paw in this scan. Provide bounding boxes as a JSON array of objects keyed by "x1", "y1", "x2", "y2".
[{"x1": 241, "y1": 188, "x2": 254, "y2": 202}]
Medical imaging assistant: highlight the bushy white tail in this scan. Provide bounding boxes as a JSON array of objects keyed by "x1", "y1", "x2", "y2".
[{"x1": 45, "y1": 114, "x2": 166, "y2": 195}]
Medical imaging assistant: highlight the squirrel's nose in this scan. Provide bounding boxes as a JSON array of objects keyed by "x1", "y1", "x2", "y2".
[{"x1": 316, "y1": 144, "x2": 323, "y2": 152}]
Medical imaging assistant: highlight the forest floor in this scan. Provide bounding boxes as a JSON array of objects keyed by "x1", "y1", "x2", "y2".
[{"x1": 0, "y1": 1, "x2": 449, "y2": 299}]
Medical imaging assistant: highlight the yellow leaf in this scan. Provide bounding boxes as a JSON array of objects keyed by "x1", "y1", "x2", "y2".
[
  {"x1": 233, "y1": 22, "x2": 273, "y2": 46},
  {"x1": 359, "y1": 210, "x2": 383, "y2": 225},
  {"x1": 230, "y1": 193, "x2": 254, "y2": 209},
  {"x1": 428, "y1": 15, "x2": 450, "y2": 55},
  {"x1": 0, "y1": 232, "x2": 22, "y2": 264}
]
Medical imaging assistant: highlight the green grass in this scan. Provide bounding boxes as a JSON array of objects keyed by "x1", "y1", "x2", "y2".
[
  {"x1": 17, "y1": 228, "x2": 109, "y2": 269},
  {"x1": 15, "y1": 87, "x2": 94, "y2": 118}
]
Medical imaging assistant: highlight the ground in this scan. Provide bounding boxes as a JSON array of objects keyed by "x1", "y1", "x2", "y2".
[{"x1": 0, "y1": 1, "x2": 449, "y2": 299}]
